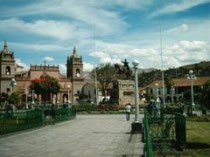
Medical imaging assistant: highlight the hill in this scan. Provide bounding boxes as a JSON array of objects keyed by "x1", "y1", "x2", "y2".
[{"x1": 138, "y1": 61, "x2": 210, "y2": 87}]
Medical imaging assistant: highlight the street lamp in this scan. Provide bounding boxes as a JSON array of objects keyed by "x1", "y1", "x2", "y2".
[
  {"x1": 67, "y1": 85, "x2": 71, "y2": 103},
  {"x1": 155, "y1": 83, "x2": 159, "y2": 103},
  {"x1": 171, "y1": 86, "x2": 175, "y2": 104},
  {"x1": 187, "y1": 70, "x2": 196, "y2": 113},
  {"x1": 10, "y1": 78, "x2": 16, "y2": 92},
  {"x1": 25, "y1": 88, "x2": 28, "y2": 110},
  {"x1": 32, "y1": 89, "x2": 35, "y2": 104},
  {"x1": 131, "y1": 59, "x2": 142, "y2": 133}
]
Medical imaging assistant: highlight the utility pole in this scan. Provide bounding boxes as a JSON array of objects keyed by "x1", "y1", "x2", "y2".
[{"x1": 187, "y1": 70, "x2": 196, "y2": 114}]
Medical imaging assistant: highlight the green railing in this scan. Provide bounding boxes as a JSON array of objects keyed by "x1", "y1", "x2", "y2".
[
  {"x1": 55, "y1": 108, "x2": 76, "y2": 122},
  {"x1": 175, "y1": 113, "x2": 186, "y2": 150},
  {"x1": 0, "y1": 108, "x2": 76, "y2": 135},
  {"x1": 0, "y1": 109, "x2": 43, "y2": 135},
  {"x1": 144, "y1": 111, "x2": 153, "y2": 157}
]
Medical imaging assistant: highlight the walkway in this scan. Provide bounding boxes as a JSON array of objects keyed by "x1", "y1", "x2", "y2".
[{"x1": 0, "y1": 114, "x2": 144, "y2": 157}]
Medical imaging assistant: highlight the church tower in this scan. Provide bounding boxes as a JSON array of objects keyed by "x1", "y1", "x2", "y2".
[
  {"x1": 0, "y1": 41, "x2": 16, "y2": 95},
  {"x1": 67, "y1": 46, "x2": 84, "y2": 103}
]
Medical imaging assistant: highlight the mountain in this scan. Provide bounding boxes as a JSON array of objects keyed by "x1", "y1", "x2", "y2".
[
  {"x1": 138, "y1": 61, "x2": 210, "y2": 87},
  {"x1": 137, "y1": 68, "x2": 157, "y2": 74}
]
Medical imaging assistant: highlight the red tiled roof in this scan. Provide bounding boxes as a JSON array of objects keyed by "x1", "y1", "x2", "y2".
[{"x1": 145, "y1": 76, "x2": 210, "y2": 88}]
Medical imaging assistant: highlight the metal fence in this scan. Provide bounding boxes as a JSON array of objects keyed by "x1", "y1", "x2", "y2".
[
  {"x1": 143, "y1": 111, "x2": 153, "y2": 157},
  {"x1": 0, "y1": 108, "x2": 76, "y2": 135},
  {"x1": 144, "y1": 106, "x2": 186, "y2": 157},
  {"x1": 175, "y1": 113, "x2": 186, "y2": 150},
  {"x1": 0, "y1": 109, "x2": 43, "y2": 135}
]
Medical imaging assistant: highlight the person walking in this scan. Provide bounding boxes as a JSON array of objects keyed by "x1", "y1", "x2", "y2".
[{"x1": 125, "y1": 103, "x2": 131, "y2": 121}]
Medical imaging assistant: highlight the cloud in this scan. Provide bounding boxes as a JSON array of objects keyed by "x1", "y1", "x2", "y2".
[
  {"x1": 59, "y1": 64, "x2": 66, "y2": 74},
  {"x1": 147, "y1": 40, "x2": 209, "y2": 68},
  {"x1": 10, "y1": 42, "x2": 69, "y2": 52},
  {"x1": 165, "y1": 24, "x2": 189, "y2": 34},
  {"x1": 83, "y1": 62, "x2": 94, "y2": 72},
  {"x1": 43, "y1": 56, "x2": 54, "y2": 62},
  {"x1": 15, "y1": 58, "x2": 30, "y2": 72},
  {"x1": 89, "y1": 51, "x2": 121, "y2": 64},
  {"x1": 150, "y1": 0, "x2": 210, "y2": 17},
  {"x1": 0, "y1": 1, "x2": 128, "y2": 36},
  {"x1": 89, "y1": 39, "x2": 210, "y2": 69},
  {"x1": 0, "y1": 18, "x2": 87, "y2": 40}
]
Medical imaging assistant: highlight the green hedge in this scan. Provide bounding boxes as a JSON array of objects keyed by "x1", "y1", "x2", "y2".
[{"x1": 73, "y1": 104, "x2": 97, "y2": 112}]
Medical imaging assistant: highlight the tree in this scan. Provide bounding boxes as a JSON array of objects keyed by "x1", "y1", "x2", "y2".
[
  {"x1": 0, "y1": 92, "x2": 9, "y2": 102},
  {"x1": 30, "y1": 75, "x2": 61, "y2": 103},
  {"x1": 165, "y1": 76, "x2": 174, "y2": 95},
  {"x1": 165, "y1": 76, "x2": 174, "y2": 90},
  {"x1": 91, "y1": 63, "x2": 116, "y2": 97},
  {"x1": 199, "y1": 81, "x2": 210, "y2": 109},
  {"x1": 8, "y1": 92, "x2": 21, "y2": 106}
]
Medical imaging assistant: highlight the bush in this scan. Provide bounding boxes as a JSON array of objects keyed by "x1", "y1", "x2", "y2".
[
  {"x1": 187, "y1": 115, "x2": 210, "y2": 122},
  {"x1": 73, "y1": 104, "x2": 97, "y2": 112},
  {"x1": 8, "y1": 92, "x2": 21, "y2": 106}
]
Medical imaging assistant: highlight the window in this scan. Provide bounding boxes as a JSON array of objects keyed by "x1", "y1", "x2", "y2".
[
  {"x1": 7, "y1": 88, "x2": 10, "y2": 93},
  {"x1": 6, "y1": 66, "x2": 11, "y2": 75},
  {"x1": 123, "y1": 91, "x2": 134, "y2": 96},
  {"x1": 76, "y1": 69, "x2": 80, "y2": 77},
  {"x1": 76, "y1": 69, "x2": 80, "y2": 74},
  {"x1": 150, "y1": 89, "x2": 153, "y2": 94}
]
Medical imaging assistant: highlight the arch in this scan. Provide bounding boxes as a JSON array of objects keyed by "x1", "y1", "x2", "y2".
[
  {"x1": 63, "y1": 94, "x2": 68, "y2": 103},
  {"x1": 166, "y1": 96, "x2": 171, "y2": 103},
  {"x1": 76, "y1": 69, "x2": 81, "y2": 77},
  {"x1": 6, "y1": 66, "x2": 11, "y2": 75},
  {"x1": 76, "y1": 69, "x2": 80, "y2": 74}
]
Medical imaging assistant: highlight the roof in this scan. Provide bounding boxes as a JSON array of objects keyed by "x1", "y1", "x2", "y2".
[
  {"x1": 0, "y1": 41, "x2": 13, "y2": 54},
  {"x1": 146, "y1": 76, "x2": 210, "y2": 88}
]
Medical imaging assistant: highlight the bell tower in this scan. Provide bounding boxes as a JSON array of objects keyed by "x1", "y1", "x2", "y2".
[
  {"x1": 66, "y1": 46, "x2": 84, "y2": 103},
  {"x1": 0, "y1": 41, "x2": 16, "y2": 95}
]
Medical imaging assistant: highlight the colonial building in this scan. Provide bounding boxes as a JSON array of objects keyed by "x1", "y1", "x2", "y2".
[
  {"x1": 0, "y1": 42, "x2": 85, "y2": 105},
  {"x1": 67, "y1": 47, "x2": 85, "y2": 103},
  {"x1": 15, "y1": 65, "x2": 71, "y2": 104},
  {"x1": 0, "y1": 41, "x2": 15, "y2": 94},
  {"x1": 0, "y1": 42, "x2": 137, "y2": 107},
  {"x1": 142, "y1": 77, "x2": 210, "y2": 102}
]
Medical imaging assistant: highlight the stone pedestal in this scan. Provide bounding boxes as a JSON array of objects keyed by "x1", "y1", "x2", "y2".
[{"x1": 131, "y1": 122, "x2": 142, "y2": 133}]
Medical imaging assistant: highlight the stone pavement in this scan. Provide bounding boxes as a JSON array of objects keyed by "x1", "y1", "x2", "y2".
[{"x1": 0, "y1": 114, "x2": 144, "y2": 157}]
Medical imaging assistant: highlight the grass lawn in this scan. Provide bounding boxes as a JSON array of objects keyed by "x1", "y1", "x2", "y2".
[{"x1": 182, "y1": 121, "x2": 210, "y2": 157}]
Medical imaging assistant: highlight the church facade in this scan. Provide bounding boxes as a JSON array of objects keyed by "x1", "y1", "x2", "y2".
[{"x1": 0, "y1": 41, "x2": 86, "y2": 104}]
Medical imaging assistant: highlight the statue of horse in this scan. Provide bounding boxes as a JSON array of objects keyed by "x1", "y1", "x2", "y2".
[{"x1": 114, "y1": 59, "x2": 132, "y2": 79}]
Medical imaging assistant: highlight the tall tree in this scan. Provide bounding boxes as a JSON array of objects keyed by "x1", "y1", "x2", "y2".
[
  {"x1": 165, "y1": 76, "x2": 174, "y2": 93},
  {"x1": 91, "y1": 63, "x2": 116, "y2": 97},
  {"x1": 199, "y1": 81, "x2": 210, "y2": 109}
]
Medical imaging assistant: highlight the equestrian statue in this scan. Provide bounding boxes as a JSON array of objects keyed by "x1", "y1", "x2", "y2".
[{"x1": 114, "y1": 59, "x2": 132, "y2": 79}]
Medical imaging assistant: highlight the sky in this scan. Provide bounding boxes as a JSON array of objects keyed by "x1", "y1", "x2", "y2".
[{"x1": 0, "y1": 0, "x2": 210, "y2": 73}]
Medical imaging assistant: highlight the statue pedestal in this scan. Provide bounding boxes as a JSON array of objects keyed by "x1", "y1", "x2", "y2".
[{"x1": 131, "y1": 122, "x2": 142, "y2": 133}]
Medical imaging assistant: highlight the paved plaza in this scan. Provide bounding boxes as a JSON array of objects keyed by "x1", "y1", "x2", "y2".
[{"x1": 0, "y1": 114, "x2": 144, "y2": 157}]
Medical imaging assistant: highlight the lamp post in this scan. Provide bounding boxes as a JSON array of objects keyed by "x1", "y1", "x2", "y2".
[
  {"x1": 187, "y1": 70, "x2": 196, "y2": 113},
  {"x1": 67, "y1": 85, "x2": 71, "y2": 104},
  {"x1": 155, "y1": 83, "x2": 159, "y2": 103},
  {"x1": 131, "y1": 60, "x2": 142, "y2": 133},
  {"x1": 32, "y1": 89, "x2": 35, "y2": 104},
  {"x1": 95, "y1": 67, "x2": 98, "y2": 105},
  {"x1": 171, "y1": 86, "x2": 175, "y2": 104},
  {"x1": 25, "y1": 88, "x2": 28, "y2": 110}
]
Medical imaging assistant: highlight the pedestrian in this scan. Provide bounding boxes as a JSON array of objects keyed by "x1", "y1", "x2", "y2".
[{"x1": 125, "y1": 103, "x2": 131, "y2": 121}]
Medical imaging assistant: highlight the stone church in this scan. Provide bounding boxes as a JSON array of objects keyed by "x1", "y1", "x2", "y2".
[{"x1": 0, "y1": 41, "x2": 85, "y2": 104}]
